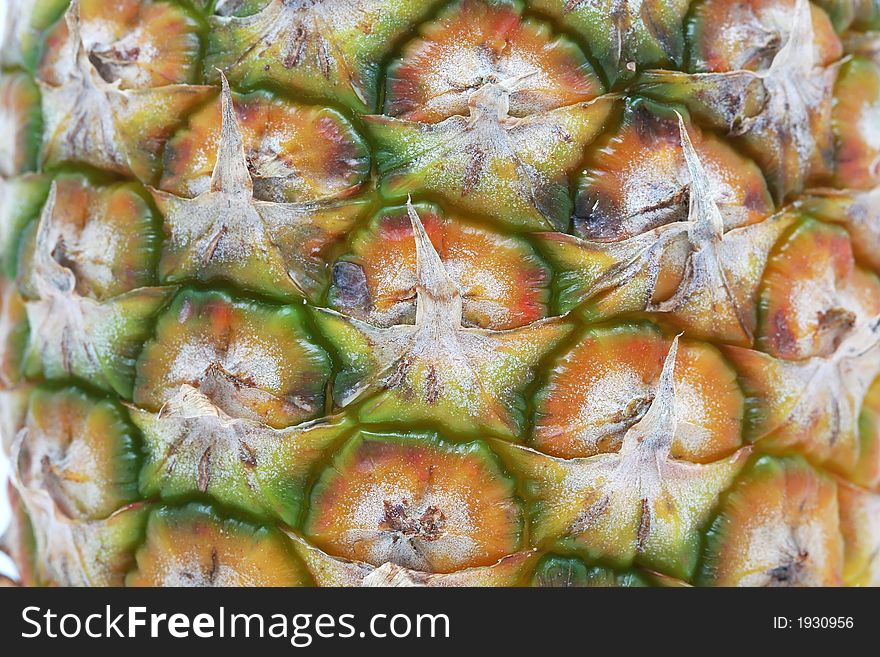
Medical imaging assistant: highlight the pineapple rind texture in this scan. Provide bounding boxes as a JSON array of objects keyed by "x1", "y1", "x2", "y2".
[{"x1": 0, "y1": 0, "x2": 879, "y2": 587}]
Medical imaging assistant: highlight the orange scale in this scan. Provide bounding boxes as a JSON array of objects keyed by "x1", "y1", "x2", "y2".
[
  {"x1": 650, "y1": 236, "x2": 692, "y2": 304},
  {"x1": 0, "y1": 280, "x2": 27, "y2": 388},
  {"x1": 127, "y1": 504, "x2": 310, "y2": 587},
  {"x1": 532, "y1": 326, "x2": 667, "y2": 459},
  {"x1": 331, "y1": 204, "x2": 550, "y2": 330},
  {"x1": 576, "y1": 101, "x2": 773, "y2": 241},
  {"x1": 342, "y1": 206, "x2": 442, "y2": 322},
  {"x1": 575, "y1": 115, "x2": 682, "y2": 240},
  {"x1": 691, "y1": 0, "x2": 842, "y2": 74},
  {"x1": 700, "y1": 456, "x2": 843, "y2": 586},
  {"x1": 304, "y1": 432, "x2": 522, "y2": 574},
  {"x1": 838, "y1": 481, "x2": 880, "y2": 585},
  {"x1": 16, "y1": 175, "x2": 159, "y2": 302},
  {"x1": 446, "y1": 225, "x2": 550, "y2": 329},
  {"x1": 20, "y1": 386, "x2": 141, "y2": 521},
  {"x1": 671, "y1": 342, "x2": 745, "y2": 462},
  {"x1": 133, "y1": 290, "x2": 330, "y2": 428},
  {"x1": 40, "y1": 0, "x2": 201, "y2": 89},
  {"x1": 161, "y1": 91, "x2": 368, "y2": 202},
  {"x1": 758, "y1": 218, "x2": 880, "y2": 360},
  {"x1": 532, "y1": 326, "x2": 744, "y2": 462},
  {"x1": 0, "y1": 73, "x2": 41, "y2": 176},
  {"x1": 384, "y1": 0, "x2": 600, "y2": 123}
]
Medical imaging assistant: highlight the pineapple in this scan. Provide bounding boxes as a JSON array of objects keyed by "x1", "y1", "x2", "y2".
[{"x1": 0, "y1": 0, "x2": 879, "y2": 588}]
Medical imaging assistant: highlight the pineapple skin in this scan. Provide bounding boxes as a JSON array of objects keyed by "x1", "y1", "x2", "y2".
[{"x1": 0, "y1": 0, "x2": 879, "y2": 587}]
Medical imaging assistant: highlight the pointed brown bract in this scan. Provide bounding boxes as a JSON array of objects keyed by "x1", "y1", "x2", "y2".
[
  {"x1": 532, "y1": 325, "x2": 744, "y2": 462},
  {"x1": 131, "y1": 393, "x2": 352, "y2": 526},
  {"x1": 37, "y1": 2, "x2": 212, "y2": 181},
  {"x1": 574, "y1": 100, "x2": 774, "y2": 242},
  {"x1": 152, "y1": 73, "x2": 366, "y2": 302},
  {"x1": 315, "y1": 201, "x2": 571, "y2": 438},
  {"x1": 500, "y1": 336, "x2": 750, "y2": 579},
  {"x1": 542, "y1": 116, "x2": 791, "y2": 345},
  {"x1": 640, "y1": 0, "x2": 843, "y2": 200},
  {"x1": 17, "y1": 182, "x2": 175, "y2": 397},
  {"x1": 161, "y1": 87, "x2": 370, "y2": 203},
  {"x1": 329, "y1": 203, "x2": 551, "y2": 330}
]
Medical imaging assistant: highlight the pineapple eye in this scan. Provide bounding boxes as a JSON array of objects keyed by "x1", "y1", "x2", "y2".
[
  {"x1": 40, "y1": 0, "x2": 202, "y2": 90},
  {"x1": 838, "y1": 480, "x2": 880, "y2": 587},
  {"x1": 574, "y1": 98, "x2": 774, "y2": 243},
  {"x1": 127, "y1": 504, "x2": 311, "y2": 587},
  {"x1": 35, "y1": 1, "x2": 213, "y2": 181},
  {"x1": 367, "y1": 0, "x2": 614, "y2": 231},
  {"x1": 13, "y1": 177, "x2": 173, "y2": 397},
  {"x1": 690, "y1": 0, "x2": 842, "y2": 76},
  {"x1": 302, "y1": 430, "x2": 523, "y2": 573},
  {"x1": 541, "y1": 112, "x2": 790, "y2": 346},
  {"x1": 328, "y1": 202, "x2": 551, "y2": 330},
  {"x1": 161, "y1": 88, "x2": 370, "y2": 203},
  {"x1": 383, "y1": 0, "x2": 602, "y2": 124},
  {"x1": 18, "y1": 176, "x2": 160, "y2": 303},
  {"x1": 532, "y1": 325, "x2": 744, "y2": 463},
  {"x1": 7, "y1": 385, "x2": 150, "y2": 586},
  {"x1": 832, "y1": 56, "x2": 880, "y2": 190},
  {"x1": 756, "y1": 217, "x2": 880, "y2": 361},
  {"x1": 134, "y1": 289, "x2": 331, "y2": 429},
  {"x1": 499, "y1": 335, "x2": 750, "y2": 581},
  {"x1": 153, "y1": 77, "x2": 369, "y2": 303},
  {"x1": 699, "y1": 456, "x2": 843, "y2": 587},
  {"x1": 314, "y1": 202, "x2": 571, "y2": 439},
  {"x1": 726, "y1": 238, "x2": 880, "y2": 479},
  {"x1": 16, "y1": 386, "x2": 142, "y2": 522}
]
